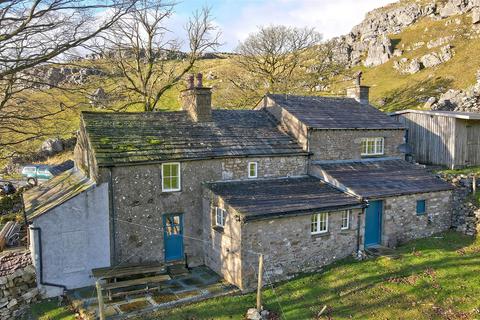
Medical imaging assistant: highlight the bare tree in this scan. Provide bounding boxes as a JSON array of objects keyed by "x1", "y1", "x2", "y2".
[
  {"x1": 0, "y1": 0, "x2": 136, "y2": 159},
  {"x1": 299, "y1": 40, "x2": 348, "y2": 92},
  {"x1": 234, "y1": 25, "x2": 322, "y2": 96},
  {"x1": 94, "y1": 1, "x2": 221, "y2": 112}
]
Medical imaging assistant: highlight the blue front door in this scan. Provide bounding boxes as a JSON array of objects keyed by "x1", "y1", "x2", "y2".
[
  {"x1": 163, "y1": 214, "x2": 184, "y2": 261},
  {"x1": 365, "y1": 200, "x2": 383, "y2": 247}
]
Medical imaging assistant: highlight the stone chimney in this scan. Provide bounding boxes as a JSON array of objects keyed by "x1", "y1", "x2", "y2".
[
  {"x1": 181, "y1": 73, "x2": 212, "y2": 122},
  {"x1": 346, "y1": 71, "x2": 370, "y2": 105}
]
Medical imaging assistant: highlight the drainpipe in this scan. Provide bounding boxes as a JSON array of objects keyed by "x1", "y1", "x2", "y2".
[
  {"x1": 356, "y1": 199, "x2": 368, "y2": 254},
  {"x1": 29, "y1": 226, "x2": 68, "y2": 293},
  {"x1": 108, "y1": 167, "x2": 116, "y2": 266}
]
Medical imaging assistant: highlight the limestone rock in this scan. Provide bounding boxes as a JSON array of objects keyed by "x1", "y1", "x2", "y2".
[
  {"x1": 40, "y1": 138, "x2": 64, "y2": 154},
  {"x1": 89, "y1": 87, "x2": 108, "y2": 108},
  {"x1": 439, "y1": 0, "x2": 468, "y2": 18},
  {"x1": 246, "y1": 308, "x2": 262, "y2": 320},
  {"x1": 424, "y1": 97, "x2": 437, "y2": 108},
  {"x1": 364, "y1": 35, "x2": 393, "y2": 67},
  {"x1": 473, "y1": 8, "x2": 480, "y2": 24}
]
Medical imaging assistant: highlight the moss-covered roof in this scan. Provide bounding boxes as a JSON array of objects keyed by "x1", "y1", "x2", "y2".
[
  {"x1": 24, "y1": 169, "x2": 94, "y2": 220},
  {"x1": 81, "y1": 110, "x2": 307, "y2": 166}
]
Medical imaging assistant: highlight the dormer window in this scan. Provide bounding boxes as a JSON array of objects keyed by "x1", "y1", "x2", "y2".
[
  {"x1": 162, "y1": 162, "x2": 181, "y2": 192},
  {"x1": 361, "y1": 137, "x2": 384, "y2": 156},
  {"x1": 248, "y1": 162, "x2": 258, "y2": 178}
]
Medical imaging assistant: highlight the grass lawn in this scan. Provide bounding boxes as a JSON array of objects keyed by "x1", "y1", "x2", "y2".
[
  {"x1": 22, "y1": 298, "x2": 76, "y2": 320},
  {"x1": 138, "y1": 231, "x2": 480, "y2": 319}
]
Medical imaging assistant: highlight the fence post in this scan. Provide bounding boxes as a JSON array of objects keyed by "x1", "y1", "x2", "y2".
[
  {"x1": 256, "y1": 254, "x2": 264, "y2": 312},
  {"x1": 96, "y1": 280, "x2": 105, "y2": 320}
]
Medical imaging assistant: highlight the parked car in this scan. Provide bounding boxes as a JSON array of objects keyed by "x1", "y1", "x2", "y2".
[{"x1": 21, "y1": 165, "x2": 53, "y2": 185}]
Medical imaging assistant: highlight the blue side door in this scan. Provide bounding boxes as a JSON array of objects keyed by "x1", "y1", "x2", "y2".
[
  {"x1": 365, "y1": 200, "x2": 383, "y2": 247},
  {"x1": 163, "y1": 214, "x2": 184, "y2": 261}
]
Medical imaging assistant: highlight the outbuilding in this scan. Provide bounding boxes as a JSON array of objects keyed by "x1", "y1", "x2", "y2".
[
  {"x1": 25, "y1": 169, "x2": 111, "y2": 297},
  {"x1": 391, "y1": 110, "x2": 480, "y2": 169}
]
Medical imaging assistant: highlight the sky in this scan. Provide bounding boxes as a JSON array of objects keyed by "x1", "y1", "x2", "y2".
[{"x1": 171, "y1": 0, "x2": 396, "y2": 51}]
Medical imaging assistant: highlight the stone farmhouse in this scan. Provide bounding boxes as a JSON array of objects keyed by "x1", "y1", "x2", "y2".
[{"x1": 24, "y1": 74, "x2": 452, "y2": 296}]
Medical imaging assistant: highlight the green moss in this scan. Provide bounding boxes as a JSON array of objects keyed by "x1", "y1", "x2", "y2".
[
  {"x1": 147, "y1": 138, "x2": 162, "y2": 145},
  {"x1": 437, "y1": 166, "x2": 480, "y2": 176},
  {"x1": 100, "y1": 137, "x2": 111, "y2": 145}
]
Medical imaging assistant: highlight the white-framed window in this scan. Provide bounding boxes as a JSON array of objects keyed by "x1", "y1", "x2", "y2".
[
  {"x1": 161, "y1": 162, "x2": 181, "y2": 192},
  {"x1": 341, "y1": 210, "x2": 351, "y2": 230},
  {"x1": 361, "y1": 137, "x2": 384, "y2": 156},
  {"x1": 311, "y1": 212, "x2": 328, "y2": 234},
  {"x1": 214, "y1": 207, "x2": 226, "y2": 227},
  {"x1": 248, "y1": 161, "x2": 258, "y2": 178}
]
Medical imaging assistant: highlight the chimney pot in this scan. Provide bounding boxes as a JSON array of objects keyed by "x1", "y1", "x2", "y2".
[
  {"x1": 187, "y1": 74, "x2": 194, "y2": 89},
  {"x1": 196, "y1": 73, "x2": 203, "y2": 88},
  {"x1": 181, "y1": 72, "x2": 212, "y2": 122}
]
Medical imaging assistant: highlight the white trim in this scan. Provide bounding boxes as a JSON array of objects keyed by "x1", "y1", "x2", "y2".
[
  {"x1": 161, "y1": 162, "x2": 181, "y2": 192},
  {"x1": 248, "y1": 161, "x2": 258, "y2": 178},
  {"x1": 341, "y1": 210, "x2": 351, "y2": 230},
  {"x1": 311, "y1": 212, "x2": 328, "y2": 235},
  {"x1": 361, "y1": 137, "x2": 384, "y2": 156},
  {"x1": 214, "y1": 207, "x2": 226, "y2": 227}
]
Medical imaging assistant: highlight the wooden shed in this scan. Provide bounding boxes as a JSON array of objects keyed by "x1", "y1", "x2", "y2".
[{"x1": 391, "y1": 110, "x2": 480, "y2": 169}]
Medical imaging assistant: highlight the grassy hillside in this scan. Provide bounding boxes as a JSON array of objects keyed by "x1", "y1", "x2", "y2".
[
  {"x1": 3, "y1": 3, "x2": 480, "y2": 167},
  {"x1": 335, "y1": 12, "x2": 480, "y2": 111},
  {"x1": 134, "y1": 231, "x2": 480, "y2": 319}
]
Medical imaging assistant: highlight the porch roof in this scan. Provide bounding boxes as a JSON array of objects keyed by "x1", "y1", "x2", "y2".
[
  {"x1": 24, "y1": 169, "x2": 94, "y2": 220},
  {"x1": 206, "y1": 176, "x2": 364, "y2": 221},
  {"x1": 312, "y1": 159, "x2": 453, "y2": 199}
]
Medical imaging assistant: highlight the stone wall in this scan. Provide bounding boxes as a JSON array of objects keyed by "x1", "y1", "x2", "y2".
[
  {"x1": 0, "y1": 252, "x2": 39, "y2": 319},
  {"x1": 309, "y1": 129, "x2": 405, "y2": 161},
  {"x1": 107, "y1": 155, "x2": 307, "y2": 267},
  {"x1": 239, "y1": 209, "x2": 363, "y2": 289},
  {"x1": 441, "y1": 173, "x2": 480, "y2": 236},
  {"x1": 202, "y1": 193, "x2": 243, "y2": 288},
  {"x1": 381, "y1": 190, "x2": 453, "y2": 247}
]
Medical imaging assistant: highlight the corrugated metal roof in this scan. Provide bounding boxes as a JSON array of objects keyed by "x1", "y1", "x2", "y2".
[
  {"x1": 391, "y1": 109, "x2": 480, "y2": 120},
  {"x1": 82, "y1": 110, "x2": 307, "y2": 166},
  {"x1": 314, "y1": 159, "x2": 453, "y2": 199},
  {"x1": 207, "y1": 176, "x2": 363, "y2": 221},
  {"x1": 24, "y1": 169, "x2": 94, "y2": 219},
  {"x1": 268, "y1": 94, "x2": 405, "y2": 129}
]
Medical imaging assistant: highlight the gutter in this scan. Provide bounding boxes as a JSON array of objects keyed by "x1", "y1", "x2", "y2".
[
  {"x1": 97, "y1": 152, "x2": 311, "y2": 168},
  {"x1": 242, "y1": 203, "x2": 366, "y2": 223},
  {"x1": 29, "y1": 226, "x2": 68, "y2": 293}
]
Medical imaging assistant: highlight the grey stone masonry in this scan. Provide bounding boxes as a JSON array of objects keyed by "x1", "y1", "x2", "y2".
[
  {"x1": 107, "y1": 155, "x2": 307, "y2": 267},
  {"x1": 309, "y1": 129, "x2": 405, "y2": 161},
  {"x1": 240, "y1": 209, "x2": 363, "y2": 289},
  {"x1": 381, "y1": 191, "x2": 453, "y2": 247}
]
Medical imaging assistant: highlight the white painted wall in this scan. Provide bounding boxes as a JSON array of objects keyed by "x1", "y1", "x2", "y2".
[{"x1": 29, "y1": 183, "x2": 110, "y2": 297}]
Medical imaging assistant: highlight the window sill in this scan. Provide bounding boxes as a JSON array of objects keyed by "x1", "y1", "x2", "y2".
[
  {"x1": 212, "y1": 226, "x2": 225, "y2": 233},
  {"x1": 162, "y1": 189, "x2": 182, "y2": 193},
  {"x1": 361, "y1": 154, "x2": 385, "y2": 158},
  {"x1": 311, "y1": 232, "x2": 330, "y2": 239},
  {"x1": 340, "y1": 228, "x2": 351, "y2": 233}
]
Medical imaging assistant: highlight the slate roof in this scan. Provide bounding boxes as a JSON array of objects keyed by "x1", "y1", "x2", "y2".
[
  {"x1": 314, "y1": 159, "x2": 453, "y2": 199},
  {"x1": 82, "y1": 110, "x2": 307, "y2": 166},
  {"x1": 207, "y1": 176, "x2": 363, "y2": 221},
  {"x1": 392, "y1": 109, "x2": 480, "y2": 120},
  {"x1": 24, "y1": 169, "x2": 95, "y2": 220},
  {"x1": 267, "y1": 94, "x2": 405, "y2": 130}
]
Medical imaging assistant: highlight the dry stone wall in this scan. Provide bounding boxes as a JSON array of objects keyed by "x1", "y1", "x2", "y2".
[
  {"x1": 440, "y1": 173, "x2": 480, "y2": 235},
  {"x1": 0, "y1": 251, "x2": 39, "y2": 319}
]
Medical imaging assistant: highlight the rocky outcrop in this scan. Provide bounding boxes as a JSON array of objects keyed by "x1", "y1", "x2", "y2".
[
  {"x1": 429, "y1": 70, "x2": 480, "y2": 111},
  {"x1": 330, "y1": 0, "x2": 479, "y2": 68},
  {"x1": 88, "y1": 87, "x2": 109, "y2": 108},
  {"x1": 25, "y1": 66, "x2": 107, "y2": 88},
  {"x1": 393, "y1": 58, "x2": 422, "y2": 74},
  {"x1": 0, "y1": 251, "x2": 39, "y2": 319},
  {"x1": 364, "y1": 35, "x2": 393, "y2": 67},
  {"x1": 420, "y1": 45, "x2": 454, "y2": 68}
]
